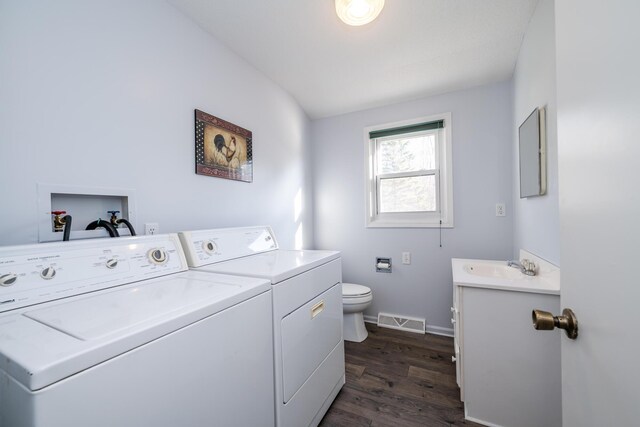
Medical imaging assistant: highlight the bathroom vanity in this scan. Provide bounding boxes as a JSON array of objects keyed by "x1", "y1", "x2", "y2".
[{"x1": 451, "y1": 251, "x2": 561, "y2": 427}]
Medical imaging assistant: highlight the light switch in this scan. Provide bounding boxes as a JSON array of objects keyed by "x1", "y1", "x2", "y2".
[{"x1": 402, "y1": 252, "x2": 411, "y2": 265}]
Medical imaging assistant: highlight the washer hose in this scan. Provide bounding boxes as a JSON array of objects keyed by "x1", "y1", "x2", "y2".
[
  {"x1": 85, "y1": 219, "x2": 120, "y2": 237},
  {"x1": 116, "y1": 218, "x2": 136, "y2": 236},
  {"x1": 62, "y1": 215, "x2": 73, "y2": 241}
]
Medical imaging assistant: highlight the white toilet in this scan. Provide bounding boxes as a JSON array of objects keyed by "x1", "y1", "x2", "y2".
[{"x1": 342, "y1": 282, "x2": 373, "y2": 343}]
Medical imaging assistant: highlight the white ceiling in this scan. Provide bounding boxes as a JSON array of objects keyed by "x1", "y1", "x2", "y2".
[{"x1": 168, "y1": 0, "x2": 538, "y2": 119}]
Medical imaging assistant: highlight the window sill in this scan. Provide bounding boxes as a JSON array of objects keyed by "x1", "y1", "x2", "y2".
[{"x1": 366, "y1": 219, "x2": 454, "y2": 229}]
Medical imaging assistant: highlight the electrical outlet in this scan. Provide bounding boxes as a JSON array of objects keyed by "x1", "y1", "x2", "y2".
[
  {"x1": 144, "y1": 223, "x2": 159, "y2": 235},
  {"x1": 402, "y1": 252, "x2": 411, "y2": 265},
  {"x1": 496, "y1": 203, "x2": 506, "y2": 217}
]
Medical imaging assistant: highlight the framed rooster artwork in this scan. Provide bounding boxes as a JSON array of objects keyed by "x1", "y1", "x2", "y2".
[{"x1": 194, "y1": 109, "x2": 253, "y2": 182}]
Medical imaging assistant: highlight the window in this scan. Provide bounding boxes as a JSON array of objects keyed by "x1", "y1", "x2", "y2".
[{"x1": 365, "y1": 113, "x2": 453, "y2": 228}]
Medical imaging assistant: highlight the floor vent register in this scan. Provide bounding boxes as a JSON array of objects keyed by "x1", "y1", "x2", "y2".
[{"x1": 377, "y1": 312, "x2": 426, "y2": 334}]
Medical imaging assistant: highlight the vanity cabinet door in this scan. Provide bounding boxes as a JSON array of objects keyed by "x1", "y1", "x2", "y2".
[{"x1": 461, "y1": 287, "x2": 561, "y2": 427}]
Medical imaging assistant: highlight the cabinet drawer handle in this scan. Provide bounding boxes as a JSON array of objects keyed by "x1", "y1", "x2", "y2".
[{"x1": 311, "y1": 300, "x2": 325, "y2": 318}]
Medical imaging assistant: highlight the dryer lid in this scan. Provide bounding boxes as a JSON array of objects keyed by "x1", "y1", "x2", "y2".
[
  {"x1": 342, "y1": 283, "x2": 371, "y2": 297},
  {"x1": 196, "y1": 249, "x2": 340, "y2": 284}
]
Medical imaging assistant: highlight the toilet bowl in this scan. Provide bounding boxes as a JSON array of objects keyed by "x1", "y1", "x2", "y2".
[{"x1": 342, "y1": 282, "x2": 373, "y2": 343}]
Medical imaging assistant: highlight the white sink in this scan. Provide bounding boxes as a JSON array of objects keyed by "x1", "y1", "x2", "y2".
[
  {"x1": 463, "y1": 263, "x2": 524, "y2": 280},
  {"x1": 451, "y1": 253, "x2": 560, "y2": 295}
]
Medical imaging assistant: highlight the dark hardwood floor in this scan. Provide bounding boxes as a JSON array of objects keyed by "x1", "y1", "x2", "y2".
[{"x1": 319, "y1": 323, "x2": 482, "y2": 427}]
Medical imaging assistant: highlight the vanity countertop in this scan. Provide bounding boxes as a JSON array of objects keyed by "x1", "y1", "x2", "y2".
[{"x1": 451, "y1": 254, "x2": 560, "y2": 295}]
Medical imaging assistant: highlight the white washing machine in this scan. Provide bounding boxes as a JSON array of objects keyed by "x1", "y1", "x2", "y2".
[
  {"x1": 0, "y1": 234, "x2": 275, "y2": 427},
  {"x1": 178, "y1": 226, "x2": 345, "y2": 427}
]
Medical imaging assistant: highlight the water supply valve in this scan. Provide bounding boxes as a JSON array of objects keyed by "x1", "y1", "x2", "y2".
[
  {"x1": 108, "y1": 210, "x2": 121, "y2": 227},
  {"x1": 51, "y1": 211, "x2": 67, "y2": 232}
]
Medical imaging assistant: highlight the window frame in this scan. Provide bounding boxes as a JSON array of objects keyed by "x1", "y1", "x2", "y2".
[{"x1": 364, "y1": 112, "x2": 454, "y2": 228}]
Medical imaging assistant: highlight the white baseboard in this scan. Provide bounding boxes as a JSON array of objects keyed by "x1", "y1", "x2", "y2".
[
  {"x1": 464, "y1": 411, "x2": 502, "y2": 427},
  {"x1": 363, "y1": 314, "x2": 377, "y2": 324},
  {"x1": 425, "y1": 324, "x2": 454, "y2": 337},
  {"x1": 364, "y1": 314, "x2": 453, "y2": 337}
]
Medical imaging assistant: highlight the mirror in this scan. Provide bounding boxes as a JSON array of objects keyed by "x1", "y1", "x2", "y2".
[{"x1": 519, "y1": 107, "x2": 547, "y2": 198}]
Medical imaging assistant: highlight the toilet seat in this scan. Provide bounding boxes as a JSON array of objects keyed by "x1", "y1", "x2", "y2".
[
  {"x1": 342, "y1": 295, "x2": 372, "y2": 306},
  {"x1": 342, "y1": 283, "x2": 371, "y2": 298}
]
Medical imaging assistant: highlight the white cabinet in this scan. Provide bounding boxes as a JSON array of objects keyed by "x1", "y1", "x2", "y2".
[
  {"x1": 452, "y1": 255, "x2": 562, "y2": 427},
  {"x1": 451, "y1": 284, "x2": 464, "y2": 400}
]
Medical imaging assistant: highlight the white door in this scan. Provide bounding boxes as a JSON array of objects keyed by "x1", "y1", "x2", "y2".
[{"x1": 555, "y1": 1, "x2": 640, "y2": 425}]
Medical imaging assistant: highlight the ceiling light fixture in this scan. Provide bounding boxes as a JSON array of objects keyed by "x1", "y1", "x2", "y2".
[{"x1": 335, "y1": 0, "x2": 385, "y2": 26}]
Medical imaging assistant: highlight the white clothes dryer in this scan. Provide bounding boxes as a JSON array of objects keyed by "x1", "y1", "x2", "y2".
[
  {"x1": 0, "y1": 234, "x2": 275, "y2": 427},
  {"x1": 179, "y1": 226, "x2": 345, "y2": 427}
]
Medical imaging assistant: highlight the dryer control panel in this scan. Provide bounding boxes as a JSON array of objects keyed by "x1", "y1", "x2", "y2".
[
  {"x1": 0, "y1": 234, "x2": 187, "y2": 313},
  {"x1": 179, "y1": 226, "x2": 277, "y2": 268}
]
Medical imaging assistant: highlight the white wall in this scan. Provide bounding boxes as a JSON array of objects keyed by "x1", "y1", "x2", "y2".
[
  {"x1": 312, "y1": 82, "x2": 513, "y2": 333},
  {"x1": 0, "y1": 0, "x2": 313, "y2": 248},
  {"x1": 512, "y1": 0, "x2": 560, "y2": 265}
]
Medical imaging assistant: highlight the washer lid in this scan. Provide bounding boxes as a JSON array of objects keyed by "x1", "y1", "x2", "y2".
[
  {"x1": 25, "y1": 275, "x2": 237, "y2": 341},
  {"x1": 0, "y1": 271, "x2": 270, "y2": 391},
  {"x1": 342, "y1": 283, "x2": 371, "y2": 297}
]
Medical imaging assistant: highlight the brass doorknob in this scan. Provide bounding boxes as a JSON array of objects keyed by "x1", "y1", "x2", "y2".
[{"x1": 532, "y1": 308, "x2": 578, "y2": 339}]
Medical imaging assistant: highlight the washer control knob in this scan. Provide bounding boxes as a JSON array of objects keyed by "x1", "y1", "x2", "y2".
[
  {"x1": 202, "y1": 240, "x2": 217, "y2": 254},
  {"x1": 0, "y1": 273, "x2": 18, "y2": 287},
  {"x1": 40, "y1": 267, "x2": 56, "y2": 280},
  {"x1": 148, "y1": 248, "x2": 168, "y2": 265},
  {"x1": 106, "y1": 259, "x2": 118, "y2": 269}
]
